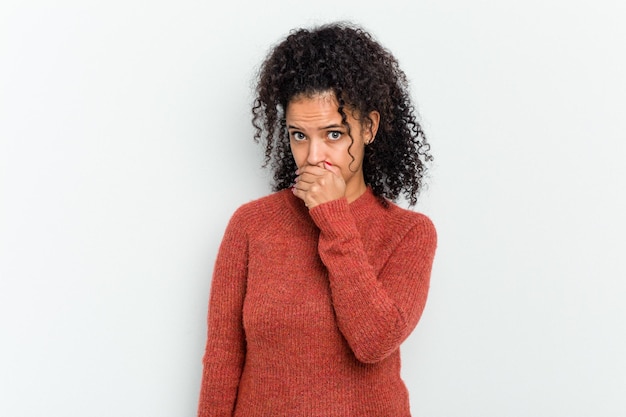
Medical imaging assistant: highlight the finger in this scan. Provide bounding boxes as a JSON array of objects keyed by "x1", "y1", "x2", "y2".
[
  {"x1": 291, "y1": 182, "x2": 314, "y2": 207},
  {"x1": 296, "y1": 164, "x2": 327, "y2": 176},
  {"x1": 296, "y1": 171, "x2": 322, "y2": 184},
  {"x1": 321, "y1": 161, "x2": 342, "y2": 178},
  {"x1": 294, "y1": 180, "x2": 311, "y2": 191}
]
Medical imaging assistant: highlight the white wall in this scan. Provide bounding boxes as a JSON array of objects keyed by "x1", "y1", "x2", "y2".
[{"x1": 1, "y1": 1, "x2": 625, "y2": 416}]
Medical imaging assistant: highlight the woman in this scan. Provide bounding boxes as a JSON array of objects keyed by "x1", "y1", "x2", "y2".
[{"x1": 198, "y1": 21, "x2": 437, "y2": 416}]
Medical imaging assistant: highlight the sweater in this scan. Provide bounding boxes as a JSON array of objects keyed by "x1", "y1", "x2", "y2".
[{"x1": 197, "y1": 187, "x2": 437, "y2": 417}]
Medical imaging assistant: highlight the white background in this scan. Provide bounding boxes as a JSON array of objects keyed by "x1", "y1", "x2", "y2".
[{"x1": 1, "y1": 1, "x2": 625, "y2": 416}]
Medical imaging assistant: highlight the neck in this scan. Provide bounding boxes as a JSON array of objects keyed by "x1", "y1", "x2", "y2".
[{"x1": 345, "y1": 179, "x2": 367, "y2": 204}]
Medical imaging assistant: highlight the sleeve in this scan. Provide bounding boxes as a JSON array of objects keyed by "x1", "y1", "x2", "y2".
[
  {"x1": 309, "y1": 198, "x2": 437, "y2": 364},
  {"x1": 197, "y1": 209, "x2": 248, "y2": 417}
]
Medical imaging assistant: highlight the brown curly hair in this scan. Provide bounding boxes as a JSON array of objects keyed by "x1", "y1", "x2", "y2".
[{"x1": 251, "y1": 21, "x2": 432, "y2": 206}]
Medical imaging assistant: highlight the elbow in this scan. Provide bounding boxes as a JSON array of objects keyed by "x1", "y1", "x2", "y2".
[
  {"x1": 352, "y1": 345, "x2": 396, "y2": 364},
  {"x1": 348, "y1": 306, "x2": 414, "y2": 364},
  {"x1": 350, "y1": 323, "x2": 406, "y2": 364}
]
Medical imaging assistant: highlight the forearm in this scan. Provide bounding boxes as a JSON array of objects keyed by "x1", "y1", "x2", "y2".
[
  {"x1": 197, "y1": 345, "x2": 243, "y2": 417},
  {"x1": 198, "y1": 211, "x2": 249, "y2": 416},
  {"x1": 310, "y1": 199, "x2": 436, "y2": 363}
]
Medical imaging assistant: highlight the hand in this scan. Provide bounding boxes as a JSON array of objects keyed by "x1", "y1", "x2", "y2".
[{"x1": 292, "y1": 162, "x2": 346, "y2": 209}]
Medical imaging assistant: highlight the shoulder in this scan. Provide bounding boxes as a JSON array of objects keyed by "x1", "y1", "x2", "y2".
[
  {"x1": 234, "y1": 190, "x2": 286, "y2": 214},
  {"x1": 378, "y1": 201, "x2": 437, "y2": 245},
  {"x1": 351, "y1": 189, "x2": 436, "y2": 241},
  {"x1": 227, "y1": 190, "x2": 293, "y2": 231},
  {"x1": 379, "y1": 204, "x2": 438, "y2": 267},
  {"x1": 390, "y1": 203, "x2": 435, "y2": 232}
]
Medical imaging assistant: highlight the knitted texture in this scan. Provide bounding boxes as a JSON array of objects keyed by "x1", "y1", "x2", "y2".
[{"x1": 198, "y1": 188, "x2": 437, "y2": 417}]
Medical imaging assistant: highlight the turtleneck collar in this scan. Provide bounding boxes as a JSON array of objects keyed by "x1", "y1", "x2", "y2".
[{"x1": 282, "y1": 187, "x2": 386, "y2": 225}]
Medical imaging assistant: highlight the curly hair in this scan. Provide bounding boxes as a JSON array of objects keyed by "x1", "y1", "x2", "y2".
[{"x1": 251, "y1": 21, "x2": 432, "y2": 206}]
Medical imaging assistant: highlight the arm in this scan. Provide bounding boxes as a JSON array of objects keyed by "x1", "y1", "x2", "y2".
[
  {"x1": 197, "y1": 211, "x2": 248, "y2": 417},
  {"x1": 310, "y1": 199, "x2": 437, "y2": 364}
]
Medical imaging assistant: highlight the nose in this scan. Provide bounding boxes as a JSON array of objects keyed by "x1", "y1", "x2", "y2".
[{"x1": 306, "y1": 138, "x2": 325, "y2": 167}]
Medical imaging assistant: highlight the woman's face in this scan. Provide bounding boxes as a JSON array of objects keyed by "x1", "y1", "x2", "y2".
[{"x1": 286, "y1": 92, "x2": 379, "y2": 201}]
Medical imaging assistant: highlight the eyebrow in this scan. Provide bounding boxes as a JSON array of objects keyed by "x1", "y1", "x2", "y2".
[{"x1": 287, "y1": 124, "x2": 344, "y2": 130}]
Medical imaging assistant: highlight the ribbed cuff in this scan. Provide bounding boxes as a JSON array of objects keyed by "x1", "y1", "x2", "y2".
[{"x1": 309, "y1": 198, "x2": 357, "y2": 240}]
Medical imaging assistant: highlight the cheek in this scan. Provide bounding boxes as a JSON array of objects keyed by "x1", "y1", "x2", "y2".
[
  {"x1": 338, "y1": 142, "x2": 365, "y2": 167},
  {"x1": 289, "y1": 144, "x2": 305, "y2": 166}
]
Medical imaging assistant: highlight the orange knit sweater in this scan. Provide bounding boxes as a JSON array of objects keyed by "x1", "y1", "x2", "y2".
[{"x1": 198, "y1": 188, "x2": 437, "y2": 416}]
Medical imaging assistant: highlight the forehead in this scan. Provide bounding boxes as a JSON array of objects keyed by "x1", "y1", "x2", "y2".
[
  {"x1": 286, "y1": 92, "x2": 339, "y2": 118},
  {"x1": 285, "y1": 93, "x2": 366, "y2": 131}
]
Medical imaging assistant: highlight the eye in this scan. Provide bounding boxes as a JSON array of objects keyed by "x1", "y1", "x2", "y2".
[
  {"x1": 327, "y1": 131, "x2": 342, "y2": 141},
  {"x1": 290, "y1": 131, "x2": 306, "y2": 141}
]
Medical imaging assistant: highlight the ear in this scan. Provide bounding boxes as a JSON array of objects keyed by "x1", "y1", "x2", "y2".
[{"x1": 364, "y1": 110, "x2": 380, "y2": 144}]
